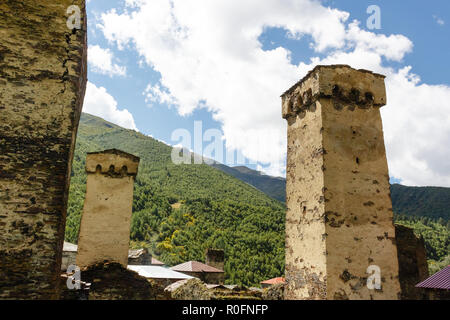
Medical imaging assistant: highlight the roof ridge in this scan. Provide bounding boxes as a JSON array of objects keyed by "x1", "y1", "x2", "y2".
[{"x1": 171, "y1": 260, "x2": 223, "y2": 272}]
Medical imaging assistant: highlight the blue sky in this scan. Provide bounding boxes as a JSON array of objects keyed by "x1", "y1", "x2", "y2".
[{"x1": 82, "y1": 0, "x2": 450, "y2": 186}]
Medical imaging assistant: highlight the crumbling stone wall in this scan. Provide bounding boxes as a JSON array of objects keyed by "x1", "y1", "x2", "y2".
[
  {"x1": 211, "y1": 287, "x2": 263, "y2": 300},
  {"x1": 61, "y1": 261, "x2": 167, "y2": 300},
  {"x1": 395, "y1": 224, "x2": 430, "y2": 300},
  {"x1": 76, "y1": 149, "x2": 140, "y2": 268},
  {"x1": 427, "y1": 288, "x2": 450, "y2": 300},
  {"x1": 166, "y1": 280, "x2": 263, "y2": 300},
  {"x1": 169, "y1": 279, "x2": 212, "y2": 300},
  {"x1": 282, "y1": 65, "x2": 401, "y2": 300},
  {"x1": 128, "y1": 248, "x2": 152, "y2": 265},
  {"x1": 262, "y1": 283, "x2": 285, "y2": 300},
  {"x1": 0, "y1": 1, "x2": 87, "y2": 299}
]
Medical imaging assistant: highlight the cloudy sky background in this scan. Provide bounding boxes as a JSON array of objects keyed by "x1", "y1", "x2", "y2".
[{"x1": 82, "y1": 0, "x2": 450, "y2": 186}]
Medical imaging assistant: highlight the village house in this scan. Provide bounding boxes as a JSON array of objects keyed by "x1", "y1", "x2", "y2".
[
  {"x1": 260, "y1": 277, "x2": 286, "y2": 289},
  {"x1": 171, "y1": 261, "x2": 225, "y2": 284},
  {"x1": 128, "y1": 265, "x2": 194, "y2": 287},
  {"x1": 416, "y1": 266, "x2": 450, "y2": 300},
  {"x1": 62, "y1": 243, "x2": 166, "y2": 269}
]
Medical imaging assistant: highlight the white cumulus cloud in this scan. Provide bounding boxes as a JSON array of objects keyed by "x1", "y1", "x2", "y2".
[
  {"x1": 433, "y1": 15, "x2": 445, "y2": 26},
  {"x1": 88, "y1": 44, "x2": 127, "y2": 77},
  {"x1": 296, "y1": 51, "x2": 450, "y2": 187},
  {"x1": 383, "y1": 68, "x2": 450, "y2": 186},
  {"x1": 97, "y1": 0, "x2": 450, "y2": 186},
  {"x1": 83, "y1": 81, "x2": 138, "y2": 131},
  {"x1": 143, "y1": 83, "x2": 177, "y2": 107}
]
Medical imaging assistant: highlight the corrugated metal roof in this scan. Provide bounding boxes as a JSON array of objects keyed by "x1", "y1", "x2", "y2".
[
  {"x1": 151, "y1": 257, "x2": 165, "y2": 266},
  {"x1": 63, "y1": 241, "x2": 78, "y2": 252},
  {"x1": 416, "y1": 266, "x2": 450, "y2": 290},
  {"x1": 206, "y1": 284, "x2": 227, "y2": 289},
  {"x1": 261, "y1": 277, "x2": 285, "y2": 285},
  {"x1": 128, "y1": 265, "x2": 194, "y2": 280},
  {"x1": 171, "y1": 261, "x2": 224, "y2": 273}
]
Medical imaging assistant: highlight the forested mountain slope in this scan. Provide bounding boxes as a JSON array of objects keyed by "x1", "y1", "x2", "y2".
[
  {"x1": 211, "y1": 164, "x2": 450, "y2": 222},
  {"x1": 66, "y1": 113, "x2": 285, "y2": 286}
]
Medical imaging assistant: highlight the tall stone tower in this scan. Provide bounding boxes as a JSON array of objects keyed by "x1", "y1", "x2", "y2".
[
  {"x1": 76, "y1": 149, "x2": 140, "y2": 268},
  {"x1": 282, "y1": 65, "x2": 401, "y2": 300},
  {"x1": 0, "y1": 1, "x2": 87, "y2": 299}
]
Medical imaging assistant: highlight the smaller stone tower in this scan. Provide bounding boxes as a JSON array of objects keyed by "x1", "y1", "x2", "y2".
[
  {"x1": 76, "y1": 149, "x2": 140, "y2": 268},
  {"x1": 205, "y1": 248, "x2": 225, "y2": 271}
]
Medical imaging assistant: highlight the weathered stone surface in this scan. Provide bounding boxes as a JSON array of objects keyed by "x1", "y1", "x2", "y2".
[
  {"x1": 211, "y1": 286, "x2": 263, "y2": 300},
  {"x1": 76, "y1": 149, "x2": 140, "y2": 268},
  {"x1": 128, "y1": 248, "x2": 152, "y2": 265},
  {"x1": 262, "y1": 283, "x2": 285, "y2": 300},
  {"x1": 0, "y1": 1, "x2": 87, "y2": 299},
  {"x1": 395, "y1": 224, "x2": 430, "y2": 300},
  {"x1": 166, "y1": 280, "x2": 263, "y2": 300},
  {"x1": 282, "y1": 65, "x2": 401, "y2": 300},
  {"x1": 427, "y1": 288, "x2": 450, "y2": 300},
  {"x1": 170, "y1": 279, "x2": 212, "y2": 300}
]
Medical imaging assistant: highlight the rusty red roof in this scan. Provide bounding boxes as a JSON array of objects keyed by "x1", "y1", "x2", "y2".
[
  {"x1": 261, "y1": 277, "x2": 285, "y2": 285},
  {"x1": 416, "y1": 266, "x2": 450, "y2": 290},
  {"x1": 171, "y1": 261, "x2": 224, "y2": 273}
]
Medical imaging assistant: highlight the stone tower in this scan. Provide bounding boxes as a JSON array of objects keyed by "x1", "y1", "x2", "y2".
[
  {"x1": 282, "y1": 65, "x2": 401, "y2": 300},
  {"x1": 205, "y1": 248, "x2": 225, "y2": 271},
  {"x1": 76, "y1": 149, "x2": 140, "y2": 268},
  {"x1": 0, "y1": 1, "x2": 87, "y2": 299},
  {"x1": 395, "y1": 224, "x2": 430, "y2": 300}
]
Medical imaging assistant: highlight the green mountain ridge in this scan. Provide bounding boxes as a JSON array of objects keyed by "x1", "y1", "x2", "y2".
[
  {"x1": 209, "y1": 163, "x2": 286, "y2": 203},
  {"x1": 210, "y1": 162, "x2": 450, "y2": 222},
  {"x1": 66, "y1": 113, "x2": 285, "y2": 286},
  {"x1": 66, "y1": 113, "x2": 449, "y2": 284}
]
